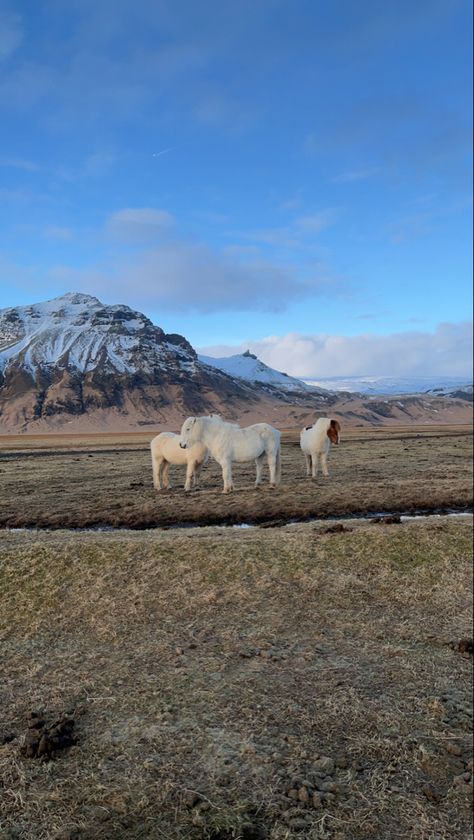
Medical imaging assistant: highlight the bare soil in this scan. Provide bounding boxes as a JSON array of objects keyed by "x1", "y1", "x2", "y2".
[
  {"x1": 0, "y1": 517, "x2": 472, "y2": 839},
  {"x1": 0, "y1": 426, "x2": 472, "y2": 529}
]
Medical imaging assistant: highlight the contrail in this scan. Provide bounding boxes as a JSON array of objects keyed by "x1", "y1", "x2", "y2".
[{"x1": 152, "y1": 147, "x2": 173, "y2": 158}]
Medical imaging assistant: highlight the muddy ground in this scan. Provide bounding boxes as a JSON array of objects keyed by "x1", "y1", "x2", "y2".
[
  {"x1": 0, "y1": 426, "x2": 472, "y2": 529},
  {"x1": 0, "y1": 517, "x2": 472, "y2": 839}
]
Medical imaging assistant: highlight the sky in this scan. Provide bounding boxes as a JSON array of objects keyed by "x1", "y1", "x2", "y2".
[{"x1": 0, "y1": 0, "x2": 472, "y2": 378}]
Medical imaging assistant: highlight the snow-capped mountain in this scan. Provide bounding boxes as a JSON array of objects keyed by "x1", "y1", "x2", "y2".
[
  {"x1": 0, "y1": 292, "x2": 197, "y2": 376},
  {"x1": 0, "y1": 292, "x2": 198, "y2": 375},
  {"x1": 198, "y1": 350, "x2": 326, "y2": 394},
  {"x1": 0, "y1": 293, "x2": 333, "y2": 432}
]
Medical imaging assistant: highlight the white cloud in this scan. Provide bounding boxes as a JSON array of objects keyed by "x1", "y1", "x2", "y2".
[
  {"x1": 0, "y1": 10, "x2": 22, "y2": 61},
  {"x1": 43, "y1": 204, "x2": 345, "y2": 313},
  {"x1": 332, "y1": 167, "x2": 379, "y2": 183},
  {"x1": 295, "y1": 209, "x2": 340, "y2": 233},
  {"x1": 50, "y1": 240, "x2": 336, "y2": 313},
  {"x1": 42, "y1": 226, "x2": 74, "y2": 240},
  {"x1": 198, "y1": 322, "x2": 473, "y2": 378},
  {"x1": 106, "y1": 208, "x2": 175, "y2": 240},
  {"x1": 241, "y1": 208, "x2": 340, "y2": 248},
  {"x1": 0, "y1": 156, "x2": 39, "y2": 171}
]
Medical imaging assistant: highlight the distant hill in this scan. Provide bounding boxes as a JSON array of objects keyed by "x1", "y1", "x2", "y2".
[
  {"x1": 304, "y1": 375, "x2": 473, "y2": 399},
  {"x1": 198, "y1": 350, "x2": 326, "y2": 393}
]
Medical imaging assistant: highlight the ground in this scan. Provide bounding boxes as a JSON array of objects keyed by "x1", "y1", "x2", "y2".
[
  {"x1": 0, "y1": 427, "x2": 472, "y2": 839},
  {"x1": 0, "y1": 426, "x2": 472, "y2": 528}
]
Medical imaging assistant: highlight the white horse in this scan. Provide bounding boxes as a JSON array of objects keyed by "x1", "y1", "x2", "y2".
[
  {"x1": 300, "y1": 418, "x2": 341, "y2": 478},
  {"x1": 150, "y1": 432, "x2": 208, "y2": 492},
  {"x1": 179, "y1": 415, "x2": 281, "y2": 493}
]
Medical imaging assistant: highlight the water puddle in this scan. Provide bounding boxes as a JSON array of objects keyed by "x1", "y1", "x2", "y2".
[{"x1": 3, "y1": 509, "x2": 472, "y2": 534}]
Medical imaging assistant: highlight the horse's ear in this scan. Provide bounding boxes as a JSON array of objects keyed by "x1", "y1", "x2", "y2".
[
  {"x1": 191, "y1": 417, "x2": 196, "y2": 425},
  {"x1": 330, "y1": 419, "x2": 340, "y2": 431}
]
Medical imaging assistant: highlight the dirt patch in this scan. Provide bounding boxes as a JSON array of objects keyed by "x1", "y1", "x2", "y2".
[{"x1": 21, "y1": 710, "x2": 78, "y2": 760}]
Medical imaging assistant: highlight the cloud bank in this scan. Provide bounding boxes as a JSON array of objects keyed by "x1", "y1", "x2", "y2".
[
  {"x1": 46, "y1": 205, "x2": 343, "y2": 313},
  {"x1": 198, "y1": 322, "x2": 473, "y2": 378}
]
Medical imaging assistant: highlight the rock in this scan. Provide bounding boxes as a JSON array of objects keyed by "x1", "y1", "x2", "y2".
[
  {"x1": 322, "y1": 523, "x2": 352, "y2": 534},
  {"x1": 28, "y1": 717, "x2": 45, "y2": 730},
  {"x1": 191, "y1": 813, "x2": 206, "y2": 828},
  {"x1": 453, "y1": 774, "x2": 470, "y2": 787},
  {"x1": 321, "y1": 781, "x2": 339, "y2": 793},
  {"x1": 335, "y1": 754, "x2": 348, "y2": 769},
  {"x1": 289, "y1": 817, "x2": 310, "y2": 831},
  {"x1": 446, "y1": 742, "x2": 462, "y2": 756},
  {"x1": 313, "y1": 756, "x2": 335, "y2": 775},
  {"x1": 422, "y1": 783, "x2": 442, "y2": 803},
  {"x1": 311, "y1": 792, "x2": 323, "y2": 809},
  {"x1": 298, "y1": 786, "x2": 309, "y2": 803},
  {"x1": 1, "y1": 733, "x2": 16, "y2": 744},
  {"x1": 184, "y1": 792, "x2": 200, "y2": 808},
  {"x1": 323, "y1": 792, "x2": 336, "y2": 803},
  {"x1": 23, "y1": 730, "x2": 40, "y2": 758},
  {"x1": 198, "y1": 801, "x2": 210, "y2": 812},
  {"x1": 288, "y1": 789, "x2": 299, "y2": 800},
  {"x1": 457, "y1": 638, "x2": 473, "y2": 654},
  {"x1": 37, "y1": 733, "x2": 52, "y2": 759}
]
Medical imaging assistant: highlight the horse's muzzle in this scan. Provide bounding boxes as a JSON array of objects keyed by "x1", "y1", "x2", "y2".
[{"x1": 179, "y1": 442, "x2": 186, "y2": 449}]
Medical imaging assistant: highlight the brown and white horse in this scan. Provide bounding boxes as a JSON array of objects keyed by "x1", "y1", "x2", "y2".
[{"x1": 300, "y1": 418, "x2": 341, "y2": 478}]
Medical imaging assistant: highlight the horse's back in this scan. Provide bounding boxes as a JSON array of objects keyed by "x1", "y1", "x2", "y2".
[
  {"x1": 228, "y1": 422, "x2": 279, "y2": 461},
  {"x1": 151, "y1": 431, "x2": 175, "y2": 451}
]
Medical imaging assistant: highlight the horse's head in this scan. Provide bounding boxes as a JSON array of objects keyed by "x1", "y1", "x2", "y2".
[
  {"x1": 179, "y1": 416, "x2": 197, "y2": 448},
  {"x1": 327, "y1": 419, "x2": 341, "y2": 445}
]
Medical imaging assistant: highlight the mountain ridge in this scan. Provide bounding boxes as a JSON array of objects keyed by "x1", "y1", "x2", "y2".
[{"x1": 0, "y1": 294, "x2": 471, "y2": 433}]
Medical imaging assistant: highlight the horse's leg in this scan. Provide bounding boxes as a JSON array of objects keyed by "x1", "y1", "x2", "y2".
[
  {"x1": 152, "y1": 454, "x2": 163, "y2": 490},
  {"x1": 311, "y1": 453, "x2": 318, "y2": 479},
  {"x1": 193, "y1": 461, "x2": 202, "y2": 487},
  {"x1": 255, "y1": 453, "x2": 265, "y2": 487},
  {"x1": 162, "y1": 460, "x2": 172, "y2": 489},
  {"x1": 184, "y1": 460, "x2": 194, "y2": 492},
  {"x1": 221, "y1": 458, "x2": 234, "y2": 493},
  {"x1": 321, "y1": 452, "x2": 329, "y2": 477},
  {"x1": 275, "y1": 447, "x2": 281, "y2": 485},
  {"x1": 267, "y1": 449, "x2": 277, "y2": 487},
  {"x1": 304, "y1": 453, "x2": 311, "y2": 476}
]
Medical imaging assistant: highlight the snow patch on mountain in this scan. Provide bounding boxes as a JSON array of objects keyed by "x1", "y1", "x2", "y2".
[
  {"x1": 0, "y1": 292, "x2": 196, "y2": 376},
  {"x1": 198, "y1": 350, "x2": 325, "y2": 393}
]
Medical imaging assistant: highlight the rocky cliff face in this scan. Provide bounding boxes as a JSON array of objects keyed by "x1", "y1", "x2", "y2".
[{"x1": 0, "y1": 293, "x2": 331, "y2": 432}]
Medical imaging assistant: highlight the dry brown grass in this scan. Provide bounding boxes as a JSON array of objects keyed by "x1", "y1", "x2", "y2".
[
  {"x1": 0, "y1": 517, "x2": 472, "y2": 839},
  {"x1": 0, "y1": 427, "x2": 472, "y2": 529}
]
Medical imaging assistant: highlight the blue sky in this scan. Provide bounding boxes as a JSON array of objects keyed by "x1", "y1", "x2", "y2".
[{"x1": 0, "y1": 0, "x2": 472, "y2": 376}]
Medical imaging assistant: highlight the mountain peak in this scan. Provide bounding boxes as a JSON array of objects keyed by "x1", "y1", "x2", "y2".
[{"x1": 51, "y1": 292, "x2": 102, "y2": 306}]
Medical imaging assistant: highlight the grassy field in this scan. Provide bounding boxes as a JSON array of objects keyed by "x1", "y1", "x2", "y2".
[
  {"x1": 0, "y1": 426, "x2": 472, "y2": 528},
  {"x1": 0, "y1": 516, "x2": 472, "y2": 839}
]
